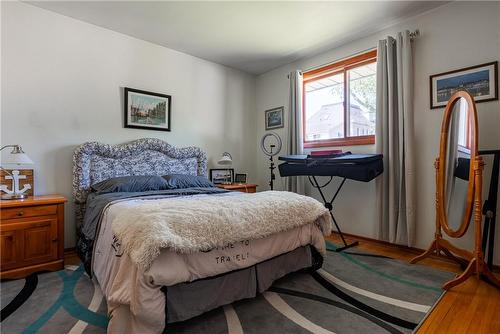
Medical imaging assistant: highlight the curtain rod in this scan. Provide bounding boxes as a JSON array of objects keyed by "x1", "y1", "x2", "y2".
[{"x1": 288, "y1": 29, "x2": 420, "y2": 76}]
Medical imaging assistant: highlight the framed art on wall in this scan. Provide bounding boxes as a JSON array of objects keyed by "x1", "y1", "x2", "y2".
[
  {"x1": 265, "y1": 106, "x2": 284, "y2": 130},
  {"x1": 430, "y1": 61, "x2": 498, "y2": 109},
  {"x1": 210, "y1": 168, "x2": 234, "y2": 184},
  {"x1": 124, "y1": 87, "x2": 171, "y2": 131}
]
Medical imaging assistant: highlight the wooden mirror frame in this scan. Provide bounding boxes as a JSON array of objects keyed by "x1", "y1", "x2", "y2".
[
  {"x1": 411, "y1": 91, "x2": 500, "y2": 290},
  {"x1": 437, "y1": 92, "x2": 476, "y2": 238}
]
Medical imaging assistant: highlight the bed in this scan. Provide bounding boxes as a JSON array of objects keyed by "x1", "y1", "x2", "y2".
[{"x1": 73, "y1": 138, "x2": 331, "y2": 333}]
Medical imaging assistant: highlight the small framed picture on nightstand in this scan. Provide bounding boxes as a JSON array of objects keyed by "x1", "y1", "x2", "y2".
[
  {"x1": 234, "y1": 173, "x2": 247, "y2": 184},
  {"x1": 210, "y1": 168, "x2": 234, "y2": 184}
]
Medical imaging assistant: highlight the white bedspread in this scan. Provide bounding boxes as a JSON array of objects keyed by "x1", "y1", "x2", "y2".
[{"x1": 112, "y1": 191, "x2": 331, "y2": 270}]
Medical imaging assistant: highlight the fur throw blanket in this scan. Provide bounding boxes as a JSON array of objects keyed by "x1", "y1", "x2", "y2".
[{"x1": 111, "y1": 191, "x2": 332, "y2": 270}]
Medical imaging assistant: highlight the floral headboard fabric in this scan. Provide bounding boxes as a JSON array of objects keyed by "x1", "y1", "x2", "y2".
[{"x1": 72, "y1": 138, "x2": 207, "y2": 228}]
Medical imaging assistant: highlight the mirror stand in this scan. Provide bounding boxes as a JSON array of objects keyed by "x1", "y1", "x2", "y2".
[
  {"x1": 411, "y1": 156, "x2": 500, "y2": 290},
  {"x1": 410, "y1": 91, "x2": 499, "y2": 290}
]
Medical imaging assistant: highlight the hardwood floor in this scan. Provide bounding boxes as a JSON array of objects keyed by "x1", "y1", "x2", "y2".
[
  {"x1": 64, "y1": 249, "x2": 80, "y2": 266},
  {"x1": 327, "y1": 234, "x2": 500, "y2": 334}
]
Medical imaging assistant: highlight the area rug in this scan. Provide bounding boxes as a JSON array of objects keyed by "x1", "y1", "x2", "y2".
[{"x1": 1, "y1": 241, "x2": 454, "y2": 334}]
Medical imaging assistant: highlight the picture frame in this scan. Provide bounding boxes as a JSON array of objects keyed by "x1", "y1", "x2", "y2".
[
  {"x1": 210, "y1": 168, "x2": 234, "y2": 184},
  {"x1": 124, "y1": 87, "x2": 171, "y2": 131},
  {"x1": 265, "y1": 106, "x2": 284, "y2": 130},
  {"x1": 234, "y1": 173, "x2": 247, "y2": 184},
  {"x1": 430, "y1": 61, "x2": 498, "y2": 109}
]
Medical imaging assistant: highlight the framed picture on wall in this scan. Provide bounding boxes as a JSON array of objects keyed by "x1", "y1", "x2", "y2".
[
  {"x1": 265, "y1": 106, "x2": 284, "y2": 130},
  {"x1": 124, "y1": 87, "x2": 171, "y2": 131},
  {"x1": 430, "y1": 61, "x2": 498, "y2": 109}
]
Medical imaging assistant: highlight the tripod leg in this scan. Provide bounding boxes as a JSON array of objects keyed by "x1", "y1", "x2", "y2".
[
  {"x1": 309, "y1": 176, "x2": 358, "y2": 252},
  {"x1": 310, "y1": 176, "x2": 343, "y2": 241},
  {"x1": 487, "y1": 216, "x2": 495, "y2": 270},
  {"x1": 330, "y1": 211, "x2": 359, "y2": 252},
  {"x1": 484, "y1": 152, "x2": 499, "y2": 271},
  {"x1": 330, "y1": 208, "x2": 359, "y2": 251},
  {"x1": 481, "y1": 265, "x2": 500, "y2": 288},
  {"x1": 482, "y1": 217, "x2": 490, "y2": 254},
  {"x1": 330, "y1": 211, "x2": 348, "y2": 246}
]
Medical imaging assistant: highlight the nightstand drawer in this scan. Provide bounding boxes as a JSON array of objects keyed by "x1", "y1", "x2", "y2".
[{"x1": 1, "y1": 205, "x2": 57, "y2": 220}]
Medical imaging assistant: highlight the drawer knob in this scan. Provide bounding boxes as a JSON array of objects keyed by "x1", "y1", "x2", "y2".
[
  {"x1": 17, "y1": 211, "x2": 24, "y2": 216},
  {"x1": 52, "y1": 238, "x2": 58, "y2": 243}
]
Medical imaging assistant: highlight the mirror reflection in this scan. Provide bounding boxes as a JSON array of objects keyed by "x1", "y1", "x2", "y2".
[{"x1": 444, "y1": 97, "x2": 471, "y2": 230}]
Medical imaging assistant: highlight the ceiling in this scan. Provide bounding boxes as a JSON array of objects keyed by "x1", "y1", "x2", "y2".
[{"x1": 28, "y1": 1, "x2": 448, "y2": 75}]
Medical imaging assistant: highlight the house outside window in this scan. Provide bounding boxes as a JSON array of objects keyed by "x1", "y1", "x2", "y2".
[{"x1": 303, "y1": 50, "x2": 377, "y2": 148}]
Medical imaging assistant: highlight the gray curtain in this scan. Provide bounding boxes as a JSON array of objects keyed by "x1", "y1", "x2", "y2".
[
  {"x1": 286, "y1": 70, "x2": 306, "y2": 194},
  {"x1": 375, "y1": 31, "x2": 416, "y2": 246}
]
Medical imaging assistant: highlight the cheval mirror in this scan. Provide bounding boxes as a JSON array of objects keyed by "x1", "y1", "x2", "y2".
[{"x1": 411, "y1": 90, "x2": 500, "y2": 290}]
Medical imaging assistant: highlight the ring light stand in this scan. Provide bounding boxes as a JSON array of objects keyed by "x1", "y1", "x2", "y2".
[{"x1": 260, "y1": 133, "x2": 282, "y2": 190}]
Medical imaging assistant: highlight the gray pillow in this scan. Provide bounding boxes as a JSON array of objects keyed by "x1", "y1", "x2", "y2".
[
  {"x1": 91, "y1": 175, "x2": 169, "y2": 194},
  {"x1": 162, "y1": 174, "x2": 215, "y2": 189}
]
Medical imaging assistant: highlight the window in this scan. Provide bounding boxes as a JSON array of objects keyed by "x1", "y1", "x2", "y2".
[{"x1": 303, "y1": 50, "x2": 377, "y2": 147}]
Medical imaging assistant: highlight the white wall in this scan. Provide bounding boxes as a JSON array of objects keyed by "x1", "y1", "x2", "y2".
[
  {"x1": 2, "y1": 1, "x2": 500, "y2": 265},
  {"x1": 256, "y1": 2, "x2": 500, "y2": 264},
  {"x1": 1, "y1": 1, "x2": 257, "y2": 247}
]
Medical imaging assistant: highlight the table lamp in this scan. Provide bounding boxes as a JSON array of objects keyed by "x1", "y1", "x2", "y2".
[
  {"x1": 0, "y1": 145, "x2": 34, "y2": 199},
  {"x1": 217, "y1": 152, "x2": 233, "y2": 184}
]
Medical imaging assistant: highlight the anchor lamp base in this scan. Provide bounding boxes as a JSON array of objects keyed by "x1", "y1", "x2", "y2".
[{"x1": 1, "y1": 193, "x2": 29, "y2": 200}]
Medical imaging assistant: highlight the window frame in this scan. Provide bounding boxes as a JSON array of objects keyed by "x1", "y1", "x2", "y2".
[{"x1": 303, "y1": 50, "x2": 377, "y2": 148}]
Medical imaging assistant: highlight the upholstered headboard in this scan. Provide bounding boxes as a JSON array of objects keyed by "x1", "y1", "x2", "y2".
[{"x1": 72, "y1": 138, "x2": 207, "y2": 227}]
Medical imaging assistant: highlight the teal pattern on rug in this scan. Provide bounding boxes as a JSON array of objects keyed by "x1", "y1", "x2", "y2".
[
  {"x1": 325, "y1": 240, "x2": 443, "y2": 292},
  {"x1": 1, "y1": 245, "x2": 454, "y2": 334},
  {"x1": 20, "y1": 266, "x2": 107, "y2": 334}
]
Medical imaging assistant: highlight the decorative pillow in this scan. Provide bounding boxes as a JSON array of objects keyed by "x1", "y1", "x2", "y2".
[
  {"x1": 91, "y1": 175, "x2": 169, "y2": 194},
  {"x1": 162, "y1": 174, "x2": 215, "y2": 189}
]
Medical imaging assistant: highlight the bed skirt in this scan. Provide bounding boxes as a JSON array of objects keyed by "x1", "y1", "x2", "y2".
[{"x1": 163, "y1": 245, "x2": 323, "y2": 324}]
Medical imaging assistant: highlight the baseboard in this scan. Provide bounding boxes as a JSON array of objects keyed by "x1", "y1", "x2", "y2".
[
  {"x1": 64, "y1": 247, "x2": 77, "y2": 257},
  {"x1": 331, "y1": 231, "x2": 500, "y2": 273},
  {"x1": 1, "y1": 260, "x2": 64, "y2": 279}
]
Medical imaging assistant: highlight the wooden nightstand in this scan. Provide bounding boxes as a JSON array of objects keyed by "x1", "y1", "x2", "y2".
[
  {"x1": 216, "y1": 183, "x2": 258, "y2": 193},
  {"x1": 0, "y1": 195, "x2": 66, "y2": 279}
]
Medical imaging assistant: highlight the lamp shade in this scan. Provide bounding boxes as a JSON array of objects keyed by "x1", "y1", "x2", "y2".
[
  {"x1": 3, "y1": 152, "x2": 34, "y2": 165},
  {"x1": 1, "y1": 145, "x2": 34, "y2": 165},
  {"x1": 217, "y1": 152, "x2": 232, "y2": 165}
]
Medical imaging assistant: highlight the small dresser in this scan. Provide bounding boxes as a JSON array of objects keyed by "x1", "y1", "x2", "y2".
[
  {"x1": 0, "y1": 195, "x2": 66, "y2": 279},
  {"x1": 216, "y1": 183, "x2": 258, "y2": 193}
]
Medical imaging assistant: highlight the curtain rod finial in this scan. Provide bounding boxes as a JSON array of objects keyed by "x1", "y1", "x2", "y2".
[{"x1": 410, "y1": 29, "x2": 420, "y2": 40}]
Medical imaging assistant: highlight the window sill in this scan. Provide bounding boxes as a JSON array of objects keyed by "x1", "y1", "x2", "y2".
[{"x1": 304, "y1": 135, "x2": 375, "y2": 148}]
